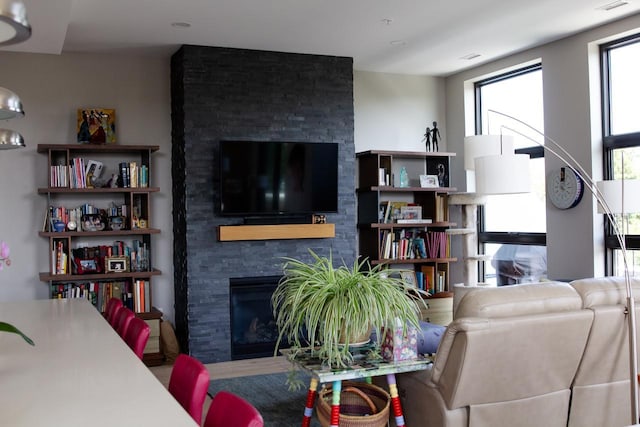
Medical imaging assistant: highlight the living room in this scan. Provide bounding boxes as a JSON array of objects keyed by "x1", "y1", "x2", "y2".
[{"x1": 1, "y1": 1, "x2": 640, "y2": 369}]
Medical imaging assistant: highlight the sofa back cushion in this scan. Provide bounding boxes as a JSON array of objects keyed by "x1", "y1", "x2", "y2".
[{"x1": 432, "y1": 282, "x2": 592, "y2": 410}]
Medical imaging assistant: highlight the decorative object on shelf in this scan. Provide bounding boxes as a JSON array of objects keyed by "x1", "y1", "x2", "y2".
[
  {"x1": 52, "y1": 219, "x2": 66, "y2": 232},
  {"x1": 422, "y1": 126, "x2": 432, "y2": 151},
  {"x1": 76, "y1": 108, "x2": 116, "y2": 144},
  {"x1": 0, "y1": 1, "x2": 30, "y2": 150},
  {"x1": 81, "y1": 213, "x2": 106, "y2": 231},
  {"x1": 398, "y1": 166, "x2": 409, "y2": 188},
  {"x1": 108, "y1": 215, "x2": 125, "y2": 231},
  {"x1": 0, "y1": 241, "x2": 34, "y2": 345},
  {"x1": 426, "y1": 159, "x2": 450, "y2": 187},
  {"x1": 547, "y1": 167, "x2": 584, "y2": 209},
  {"x1": 312, "y1": 214, "x2": 326, "y2": 224},
  {"x1": 472, "y1": 109, "x2": 640, "y2": 425},
  {"x1": 106, "y1": 256, "x2": 129, "y2": 273},
  {"x1": 430, "y1": 121, "x2": 441, "y2": 152},
  {"x1": 419, "y1": 174, "x2": 438, "y2": 188},
  {"x1": 272, "y1": 249, "x2": 426, "y2": 368}
]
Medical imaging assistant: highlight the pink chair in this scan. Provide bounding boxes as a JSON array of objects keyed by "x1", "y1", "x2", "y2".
[
  {"x1": 124, "y1": 316, "x2": 150, "y2": 360},
  {"x1": 108, "y1": 304, "x2": 124, "y2": 329},
  {"x1": 114, "y1": 307, "x2": 135, "y2": 338},
  {"x1": 168, "y1": 354, "x2": 210, "y2": 424},
  {"x1": 203, "y1": 391, "x2": 264, "y2": 427},
  {"x1": 104, "y1": 298, "x2": 123, "y2": 324}
]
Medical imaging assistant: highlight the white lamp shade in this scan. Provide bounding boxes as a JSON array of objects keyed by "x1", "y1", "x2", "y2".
[
  {"x1": 0, "y1": 0, "x2": 31, "y2": 46},
  {"x1": 474, "y1": 153, "x2": 531, "y2": 195},
  {"x1": 464, "y1": 134, "x2": 515, "y2": 170},
  {"x1": 596, "y1": 179, "x2": 640, "y2": 214}
]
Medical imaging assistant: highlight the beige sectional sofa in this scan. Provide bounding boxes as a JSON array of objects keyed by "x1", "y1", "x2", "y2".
[{"x1": 396, "y1": 277, "x2": 640, "y2": 427}]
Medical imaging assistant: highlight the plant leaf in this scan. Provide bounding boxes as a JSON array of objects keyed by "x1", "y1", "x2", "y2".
[{"x1": 0, "y1": 321, "x2": 35, "y2": 346}]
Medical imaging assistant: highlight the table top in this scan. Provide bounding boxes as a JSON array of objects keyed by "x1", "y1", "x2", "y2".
[
  {"x1": 0, "y1": 299, "x2": 197, "y2": 427},
  {"x1": 282, "y1": 347, "x2": 433, "y2": 383}
]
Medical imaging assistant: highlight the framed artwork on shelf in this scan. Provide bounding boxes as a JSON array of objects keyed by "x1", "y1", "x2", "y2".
[
  {"x1": 77, "y1": 108, "x2": 116, "y2": 144},
  {"x1": 426, "y1": 159, "x2": 449, "y2": 187},
  {"x1": 400, "y1": 271, "x2": 418, "y2": 288},
  {"x1": 105, "y1": 256, "x2": 129, "y2": 273},
  {"x1": 419, "y1": 174, "x2": 439, "y2": 188}
]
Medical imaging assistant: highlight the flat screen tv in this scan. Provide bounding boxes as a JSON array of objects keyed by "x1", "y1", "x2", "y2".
[{"x1": 219, "y1": 140, "x2": 339, "y2": 216}]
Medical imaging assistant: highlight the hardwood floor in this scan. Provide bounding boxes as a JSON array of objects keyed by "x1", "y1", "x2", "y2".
[{"x1": 149, "y1": 355, "x2": 290, "y2": 424}]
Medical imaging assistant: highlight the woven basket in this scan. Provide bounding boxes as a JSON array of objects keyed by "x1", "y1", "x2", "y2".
[{"x1": 316, "y1": 381, "x2": 390, "y2": 427}]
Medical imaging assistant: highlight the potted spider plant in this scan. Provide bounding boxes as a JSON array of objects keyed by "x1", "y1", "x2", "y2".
[{"x1": 272, "y1": 249, "x2": 424, "y2": 368}]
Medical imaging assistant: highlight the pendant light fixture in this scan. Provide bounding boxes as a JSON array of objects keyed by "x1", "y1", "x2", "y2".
[
  {"x1": 0, "y1": 0, "x2": 31, "y2": 46},
  {"x1": 0, "y1": 0, "x2": 31, "y2": 150}
]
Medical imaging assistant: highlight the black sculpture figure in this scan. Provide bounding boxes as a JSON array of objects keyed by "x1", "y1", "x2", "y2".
[
  {"x1": 431, "y1": 121, "x2": 441, "y2": 151},
  {"x1": 423, "y1": 127, "x2": 431, "y2": 151}
]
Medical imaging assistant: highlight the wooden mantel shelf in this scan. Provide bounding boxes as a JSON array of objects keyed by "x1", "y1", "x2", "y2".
[{"x1": 218, "y1": 223, "x2": 335, "y2": 241}]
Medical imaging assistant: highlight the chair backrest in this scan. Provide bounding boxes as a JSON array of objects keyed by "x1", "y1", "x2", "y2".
[
  {"x1": 108, "y1": 304, "x2": 123, "y2": 328},
  {"x1": 168, "y1": 354, "x2": 210, "y2": 424},
  {"x1": 204, "y1": 391, "x2": 263, "y2": 427},
  {"x1": 105, "y1": 298, "x2": 123, "y2": 324},
  {"x1": 430, "y1": 282, "x2": 592, "y2": 425},
  {"x1": 124, "y1": 317, "x2": 150, "y2": 360},
  {"x1": 115, "y1": 307, "x2": 135, "y2": 338},
  {"x1": 568, "y1": 276, "x2": 640, "y2": 427}
]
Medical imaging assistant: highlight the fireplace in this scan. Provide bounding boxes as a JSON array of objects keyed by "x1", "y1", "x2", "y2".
[{"x1": 229, "y1": 275, "x2": 288, "y2": 360}]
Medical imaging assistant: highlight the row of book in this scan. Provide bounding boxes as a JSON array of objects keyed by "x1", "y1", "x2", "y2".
[
  {"x1": 50, "y1": 280, "x2": 151, "y2": 313},
  {"x1": 380, "y1": 229, "x2": 448, "y2": 260},
  {"x1": 48, "y1": 158, "x2": 149, "y2": 189},
  {"x1": 119, "y1": 161, "x2": 148, "y2": 188}
]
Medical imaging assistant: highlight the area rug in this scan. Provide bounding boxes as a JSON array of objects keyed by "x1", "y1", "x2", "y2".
[{"x1": 208, "y1": 371, "x2": 323, "y2": 426}]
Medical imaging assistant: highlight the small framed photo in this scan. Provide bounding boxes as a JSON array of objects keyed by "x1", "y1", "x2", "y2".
[
  {"x1": 420, "y1": 174, "x2": 439, "y2": 188},
  {"x1": 400, "y1": 271, "x2": 418, "y2": 288},
  {"x1": 105, "y1": 256, "x2": 129, "y2": 273}
]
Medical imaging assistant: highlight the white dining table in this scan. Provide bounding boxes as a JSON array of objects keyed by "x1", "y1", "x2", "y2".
[{"x1": 0, "y1": 298, "x2": 197, "y2": 426}]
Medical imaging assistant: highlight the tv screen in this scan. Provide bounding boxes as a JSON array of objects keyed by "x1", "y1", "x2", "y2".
[{"x1": 219, "y1": 140, "x2": 339, "y2": 216}]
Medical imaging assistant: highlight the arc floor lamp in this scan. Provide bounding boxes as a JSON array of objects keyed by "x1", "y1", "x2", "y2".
[{"x1": 466, "y1": 109, "x2": 640, "y2": 425}]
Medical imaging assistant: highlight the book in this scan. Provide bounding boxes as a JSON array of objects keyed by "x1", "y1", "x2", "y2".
[
  {"x1": 396, "y1": 219, "x2": 432, "y2": 224},
  {"x1": 421, "y1": 265, "x2": 436, "y2": 294},
  {"x1": 400, "y1": 205, "x2": 422, "y2": 221}
]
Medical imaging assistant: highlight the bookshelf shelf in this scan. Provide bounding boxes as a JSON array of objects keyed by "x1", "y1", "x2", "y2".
[{"x1": 38, "y1": 143, "x2": 164, "y2": 366}]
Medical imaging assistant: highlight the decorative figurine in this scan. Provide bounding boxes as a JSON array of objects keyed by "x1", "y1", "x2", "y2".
[
  {"x1": 423, "y1": 127, "x2": 432, "y2": 151},
  {"x1": 431, "y1": 121, "x2": 441, "y2": 152}
]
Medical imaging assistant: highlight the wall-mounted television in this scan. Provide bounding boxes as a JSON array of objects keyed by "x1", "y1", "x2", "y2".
[{"x1": 219, "y1": 140, "x2": 339, "y2": 217}]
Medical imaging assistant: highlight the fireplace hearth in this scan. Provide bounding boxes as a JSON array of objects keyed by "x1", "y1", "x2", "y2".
[{"x1": 229, "y1": 275, "x2": 288, "y2": 360}]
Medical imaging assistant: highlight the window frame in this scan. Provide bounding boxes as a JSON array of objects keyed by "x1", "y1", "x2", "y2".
[
  {"x1": 474, "y1": 64, "x2": 546, "y2": 282},
  {"x1": 600, "y1": 34, "x2": 640, "y2": 276}
]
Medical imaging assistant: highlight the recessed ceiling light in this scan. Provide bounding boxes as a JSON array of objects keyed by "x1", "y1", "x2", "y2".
[
  {"x1": 381, "y1": 18, "x2": 393, "y2": 25},
  {"x1": 597, "y1": 0, "x2": 630, "y2": 11},
  {"x1": 171, "y1": 22, "x2": 191, "y2": 28},
  {"x1": 390, "y1": 40, "x2": 406, "y2": 46},
  {"x1": 460, "y1": 53, "x2": 481, "y2": 60}
]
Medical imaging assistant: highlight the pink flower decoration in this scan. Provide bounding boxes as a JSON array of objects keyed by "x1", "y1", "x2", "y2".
[{"x1": 1, "y1": 241, "x2": 10, "y2": 259}]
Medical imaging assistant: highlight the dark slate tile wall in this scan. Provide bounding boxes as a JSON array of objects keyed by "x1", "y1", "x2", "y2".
[{"x1": 170, "y1": 45, "x2": 357, "y2": 363}]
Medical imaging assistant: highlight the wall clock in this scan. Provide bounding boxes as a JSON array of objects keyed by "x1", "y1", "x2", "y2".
[{"x1": 546, "y1": 167, "x2": 584, "y2": 209}]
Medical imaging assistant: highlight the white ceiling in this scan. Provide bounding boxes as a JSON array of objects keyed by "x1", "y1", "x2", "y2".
[{"x1": 3, "y1": 0, "x2": 640, "y2": 76}]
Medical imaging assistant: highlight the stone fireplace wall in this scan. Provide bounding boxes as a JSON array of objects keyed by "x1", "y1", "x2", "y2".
[{"x1": 170, "y1": 45, "x2": 357, "y2": 363}]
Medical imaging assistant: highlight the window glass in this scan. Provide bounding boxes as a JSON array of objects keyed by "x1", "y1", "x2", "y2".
[
  {"x1": 603, "y1": 36, "x2": 640, "y2": 277},
  {"x1": 478, "y1": 68, "x2": 546, "y2": 233},
  {"x1": 484, "y1": 243, "x2": 547, "y2": 286},
  {"x1": 609, "y1": 43, "x2": 640, "y2": 135}
]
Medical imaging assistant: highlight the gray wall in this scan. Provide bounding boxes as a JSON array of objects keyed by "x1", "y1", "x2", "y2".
[{"x1": 170, "y1": 46, "x2": 357, "y2": 362}]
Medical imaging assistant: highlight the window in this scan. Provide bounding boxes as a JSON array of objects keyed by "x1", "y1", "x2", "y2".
[
  {"x1": 601, "y1": 35, "x2": 640, "y2": 276},
  {"x1": 475, "y1": 64, "x2": 547, "y2": 285}
]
